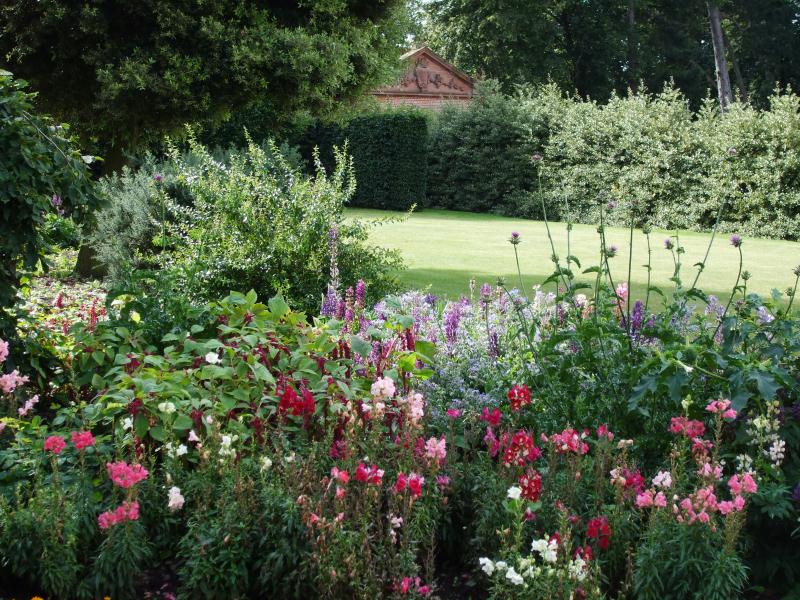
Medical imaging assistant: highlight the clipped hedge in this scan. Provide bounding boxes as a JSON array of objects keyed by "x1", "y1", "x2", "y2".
[
  {"x1": 295, "y1": 109, "x2": 429, "y2": 211},
  {"x1": 427, "y1": 81, "x2": 542, "y2": 214}
]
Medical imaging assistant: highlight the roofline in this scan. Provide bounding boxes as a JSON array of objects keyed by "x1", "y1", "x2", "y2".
[{"x1": 398, "y1": 46, "x2": 474, "y2": 85}]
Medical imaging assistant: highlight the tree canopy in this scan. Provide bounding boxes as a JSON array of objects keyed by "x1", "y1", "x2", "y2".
[
  {"x1": 0, "y1": 0, "x2": 408, "y2": 163},
  {"x1": 421, "y1": 0, "x2": 800, "y2": 107}
]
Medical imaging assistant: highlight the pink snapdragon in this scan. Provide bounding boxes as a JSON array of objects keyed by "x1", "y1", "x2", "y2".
[
  {"x1": 596, "y1": 424, "x2": 614, "y2": 441},
  {"x1": 18, "y1": 394, "x2": 39, "y2": 416},
  {"x1": 331, "y1": 467, "x2": 350, "y2": 485},
  {"x1": 635, "y1": 490, "x2": 654, "y2": 508},
  {"x1": 669, "y1": 417, "x2": 705, "y2": 439},
  {"x1": 546, "y1": 428, "x2": 589, "y2": 455},
  {"x1": 424, "y1": 436, "x2": 447, "y2": 466},
  {"x1": 98, "y1": 501, "x2": 140, "y2": 529},
  {"x1": 370, "y1": 376, "x2": 396, "y2": 399},
  {"x1": 0, "y1": 370, "x2": 28, "y2": 395},
  {"x1": 0, "y1": 338, "x2": 8, "y2": 363},
  {"x1": 652, "y1": 471, "x2": 672, "y2": 489},
  {"x1": 480, "y1": 407, "x2": 502, "y2": 427},
  {"x1": 408, "y1": 473, "x2": 425, "y2": 498},
  {"x1": 71, "y1": 430, "x2": 96, "y2": 450},
  {"x1": 728, "y1": 473, "x2": 757, "y2": 496},
  {"x1": 107, "y1": 461, "x2": 149, "y2": 488},
  {"x1": 446, "y1": 408, "x2": 461, "y2": 418},
  {"x1": 44, "y1": 435, "x2": 66, "y2": 454},
  {"x1": 705, "y1": 398, "x2": 737, "y2": 419},
  {"x1": 355, "y1": 463, "x2": 384, "y2": 486}
]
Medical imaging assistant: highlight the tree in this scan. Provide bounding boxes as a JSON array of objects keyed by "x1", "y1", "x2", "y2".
[
  {"x1": 0, "y1": 70, "x2": 99, "y2": 337},
  {"x1": 422, "y1": 0, "x2": 800, "y2": 108},
  {"x1": 0, "y1": 0, "x2": 408, "y2": 170},
  {"x1": 707, "y1": 2, "x2": 735, "y2": 110}
]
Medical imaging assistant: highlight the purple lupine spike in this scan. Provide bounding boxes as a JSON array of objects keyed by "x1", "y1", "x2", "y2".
[
  {"x1": 335, "y1": 299, "x2": 346, "y2": 319},
  {"x1": 444, "y1": 303, "x2": 462, "y2": 346},
  {"x1": 488, "y1": 329, "x2": 499, "y2": 360},
  {"x1": 631, "y1": 300, "x2": 644, "y2": 335},
  {"x1": 355, "y1": 279, "x2": 366, "y2": 308},
  {"x1": 321, "y1": 286, "x2": 339, "y2": 317}
]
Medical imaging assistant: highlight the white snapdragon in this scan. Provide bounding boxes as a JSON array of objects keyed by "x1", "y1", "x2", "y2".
[
  {"x1": 370, "y1": 376, "x2": 396, "y2": 399},
  {"x1": 218, "y1": 434, "x2": 238, "y2": 458},
  {"x1": 766, "y1": 439, "x2": 786, "y2": 466},
  {"x1": 165, "y1": 442, "x2": 188, "y2": 458},
  {"x1": 205, "y1": 352, "x2": 220, "y2": 364},
  {"x1": 652, "y1": 470, "x2": 672, "y2": 489},
  {"x1": 479, "y1": 557, "x2": 495, "y2": 576},
  {"x1": 505, "y1": 566, "x2": 524, "y2": 586},
  {"x1": 261, "y1": 456, "x2": 273, "y2": 471},
  {"x1": 507, "y1": 485, "x2": 522, "y2": 500},
  {"x1": 167, "y1": 486, "x2": 185, "y2": 512},
  {"x1": 568, "y1": 557, "x2": 587, "y2": 582},
  {"x1": 122, "y1": 417, "x2": 133, "y2": 430},
  {"x1": 158, "y1": 401, "x2": 176, "y2": 414}
]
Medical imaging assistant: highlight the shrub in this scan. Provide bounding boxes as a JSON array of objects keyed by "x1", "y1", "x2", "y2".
[
  {"x1": 346, "y1": 110, "x2": 428, "y2": 210},
  {"x1": 92, "y1": 135, "x2": 403, "y2": 313},
  {"x1": 0, "y1": 70, "x2": 99, "y2": 336},
  {"x1": 295, "y1": 109, "x2": 429, "y2": 211},
  {"x1": 427, "y1": 81, "x2": 540, "y2": 214},
  {"x1": 428, "y1": 82, "x2": 800, "y2": 239}
]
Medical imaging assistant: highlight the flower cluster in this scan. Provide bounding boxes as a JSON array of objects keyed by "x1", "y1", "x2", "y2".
[
  {"x1": 669, "y1": 417, "x2": 705, "y2": 439},
  {"x1": 394, "y1": 472, "x2": 425, "y2": 498},
  {"x1": 507, "y1": 384, "x2": 532, "y2": 411},
  {"x1": 278, "y1": 386, "x2": 316, "y2": 417},
  {"x1": 71, "y1": 430, "x2": 96, "y2": 450},
  {"x1": 44, "y1": 435, "x2": 66, "y2": 455},
  {"x1": 106, "y1": 461, "x2": 149, "y2": 488},
  {"x1": 545, "y1": 428, "x2": 589, "y2": 455},
  {"x1": 355, "y1": 463, "x2": 384, "y2": 486},
  {"x1": 98, "y1": 501, "x2": 140, "y2": 529},
  {"x1": 586, "y1": 516, "x2": 612, "y2": 550},
  {"x1": 705, "y1": 398, "x2": 737, "y2": 419},
  {"x1": 502, "y1": 430, "x2": 542, "y2": 466}
]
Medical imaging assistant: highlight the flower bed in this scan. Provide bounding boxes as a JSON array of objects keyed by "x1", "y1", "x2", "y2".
[{"x1": 1, "y1": 233, "x2": 799, "y2": 599}]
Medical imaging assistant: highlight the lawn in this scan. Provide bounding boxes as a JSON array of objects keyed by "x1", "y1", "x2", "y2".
[{"x1": 347, "y1": 208, "x2": 800, "y2": 302}]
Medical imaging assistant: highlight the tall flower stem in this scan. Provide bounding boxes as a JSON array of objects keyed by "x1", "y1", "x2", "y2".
[
  {"x1": 625, "y1": 212, "x2": 635, "y2": 350},
  {"x1": 689, "y1": 197, "x2": 728, "y2": 293},
  {"x1": 644, "y1": 230, "x2": 653, "y2": 311},
  {"x1": 513, "y1": 245, "x2": 525, "y2": 294},
  {"x1": 713, "y1": 245, "x2": 743, "y2": 340},
  {"x1": 536, "y1": 163, "x2": 569, "y2": 296}
]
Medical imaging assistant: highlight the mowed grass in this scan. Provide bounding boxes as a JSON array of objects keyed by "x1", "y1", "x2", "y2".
[{"x1": 346, "y1": 208, "x2": 800, "y2": 302}]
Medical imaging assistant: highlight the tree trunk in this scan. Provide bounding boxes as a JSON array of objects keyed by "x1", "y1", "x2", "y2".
[
  {"x1": 707, "y1": 2, "x2": 734, "y2": 111},
  {"x1": 627, "y1": 0, "x2": 638, "y2": 92}
]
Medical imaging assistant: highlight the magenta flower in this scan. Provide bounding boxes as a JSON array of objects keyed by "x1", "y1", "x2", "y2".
[
  {"x1": 44, "y1": 435, "x2": 66, "y2": 454},
  {"x1": 730, "y1": 234, "x2": 742, "y2": 248}
]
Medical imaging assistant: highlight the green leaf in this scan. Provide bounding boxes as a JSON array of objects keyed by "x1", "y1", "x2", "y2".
[
  {"x1": 350, "y1": 335, "x2": 372, "y2": 358},
  {"x1": 172, "y1": 414, "x2": 193, "y2": 432},
  {"x1": 134, "y1": 413, "x2": 149, "y2": 438},
  {"x1": 149, "y1": 425, "x2": 166, "y2": 442},
  {"x1": 268, "y1": 295, "x2": 289, "y2": 319}
]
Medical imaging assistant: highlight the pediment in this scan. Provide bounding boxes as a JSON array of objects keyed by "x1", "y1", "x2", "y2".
[{"x1": 376, "y1": 47, "x2": 474, "y2": 97}]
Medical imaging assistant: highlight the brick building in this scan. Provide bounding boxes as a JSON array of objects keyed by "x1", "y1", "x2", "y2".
[{"x1": 372, "y1": 46, "x2": 474, "y2": 110}]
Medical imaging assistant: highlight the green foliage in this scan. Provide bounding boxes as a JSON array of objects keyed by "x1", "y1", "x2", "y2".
[
  {"x1": 634, "y1": 516, "x2": 748, "y2": 600},
  {"x1": 294, "y1": 109, "x2": 430, "y2": 211},
  {"x1": 92, "y1": 135, "x2": 403, "y2": 313},
  {"x1": 427, "y1": 82, "x2": 541, "y2": 214},
  {"x1": 346, "y1": 110, "x2": 429, "y2": 210},
  {"x1": 427, "y1": 83, "x2": 800, "y2": 240},
  {"x1": 423, "y1": 0, "x2": 800, "y2": 108},
  {"x1": 0, "y1": 70, "x2": 99, "y2": 334},
  {"x1": 0, "y1": 1, "x2": 408, "y2": 158}
]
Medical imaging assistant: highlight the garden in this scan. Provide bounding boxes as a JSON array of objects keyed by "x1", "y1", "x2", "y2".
[{"x1": 2, "y1": 2, "x2": 800, "y2": 599}]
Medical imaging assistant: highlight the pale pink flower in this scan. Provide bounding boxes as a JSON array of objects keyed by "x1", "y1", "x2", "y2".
[
  {"x1": 654, "y1": 492, "x2": 667, "y2": 508},
  {"x1": 425, "y1": 436, "x2": 447, "y2": 465},
  {"x1": 635, "y1": 491, "x2": 654, "y2": 508},
  {"x1": 0, "y1": 339, "x2": 8, "y2": 363}
]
